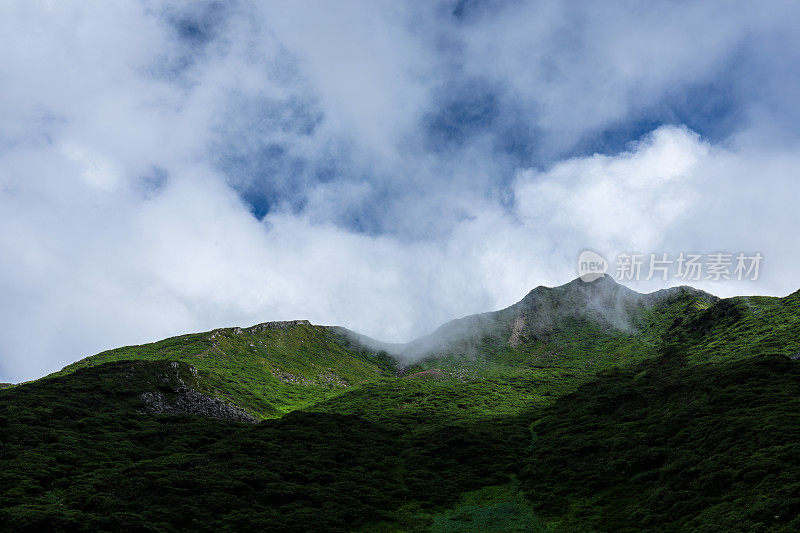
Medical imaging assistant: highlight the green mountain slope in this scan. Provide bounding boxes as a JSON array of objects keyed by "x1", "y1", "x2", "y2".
[
  {"x1": 0, "y1": 359, "x2": 538, "y2": 532},
  {"x1": 3, "y1": 276, "x2": 800, "y2": 531},
  {"x1": 52, "y1": 320, "x2": 396, "y2": 418},
  {"x1": 0, "y1": 361, "x2": 407, "y2": 531},
  {"x1": 390, "y1": 276, "x2": 718, "y2": 375},
  {"x1": 663, "y1": 290, "x2": 800, "y2": 363},
  {"x1": 521, "y1": 353, "x2": 800, "y2": 531}
]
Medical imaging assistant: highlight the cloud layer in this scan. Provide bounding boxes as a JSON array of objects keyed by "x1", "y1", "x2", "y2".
[{"x1": 1, "y1": 1, "x2": 799, "y2": 381}]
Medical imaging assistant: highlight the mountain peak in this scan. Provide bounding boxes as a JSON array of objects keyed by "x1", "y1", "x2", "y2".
[
  {"x1": 567, "y1": 273, "x2": 619, "y2": 285},
  {"x1": 520, "y1": 274, "x2": 630, "y2": 305}
]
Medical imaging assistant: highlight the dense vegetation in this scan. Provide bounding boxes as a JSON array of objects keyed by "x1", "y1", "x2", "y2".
[
  {"x1": 53, "y1": 321, "x2": 395, "y2": 418},
  {"x1": 522, "y1": 353, "x2": 800, "y2": 531},
  {"x1": 2, "y1": 278, "x2": 800, "y2": 531},
  {"x1": 0, "y1": 361, "x2": 534, "y2": 532}
]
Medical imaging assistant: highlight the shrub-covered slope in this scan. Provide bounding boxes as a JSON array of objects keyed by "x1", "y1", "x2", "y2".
[
  {"x1": 521, "y1": 353, "x2": 800, "y2": 532},
  {"x1": 0, "y1": 360, "x2": 535, "y2": 532},
  {"x1": 51, "y1": 320, "x2": 396, "y2": 418},
  {"x1": 4, "y1": 276, "x2": 800, "y2": 531},
  {"x1": 395, "y1": 276, "x2": 719, "y2": 375}
]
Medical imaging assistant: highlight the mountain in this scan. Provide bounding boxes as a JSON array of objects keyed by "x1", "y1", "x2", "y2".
[
  {"x1": 52, "y1": 319, "x2": 396, "y2": 418},
  {"x1": 385, "y1": 275, "x2": 719, "y2": 372},
  {"x1": 2, "y1": 276, "x2": 800, "y2": 531}
]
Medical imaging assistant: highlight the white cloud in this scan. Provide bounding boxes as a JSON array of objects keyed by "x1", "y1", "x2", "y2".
[
  {"x1": 2, "y1": 119, "x2": 799, "y2": 382},
  {"x1": 513, "y1": 125, "x2": 800, "y2": 297},
  {"x1": 514, "y1": 126, "x2": 708, "y2": 252},
  {"x1": 1, "y1": 2, "x2": 800, "y2": 381}
]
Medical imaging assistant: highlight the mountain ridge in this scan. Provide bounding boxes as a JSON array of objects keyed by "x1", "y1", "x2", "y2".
[
  {"x1": 2, "y1": 274, "x2": 800, "y2": 531},
  {"x1": 31, "y1": 275, "x2": 783, "y2": 394},
  {"x1": 21, "y1": 274, "x2": 795, "y2": 421},
  {"x1": 337, "y1": 275, "x2": 718, "y2": 365}
]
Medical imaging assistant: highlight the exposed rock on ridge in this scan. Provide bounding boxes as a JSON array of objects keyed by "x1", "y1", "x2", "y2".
[{"x1": 141, "y1": 387, "x2": 259, "y2": 423}]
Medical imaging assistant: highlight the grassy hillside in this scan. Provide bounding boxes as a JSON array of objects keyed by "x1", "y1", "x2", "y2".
[
  {"x1": 307, "y1": 367, "x2": 587, "y2": 425},
  {"x1": 4, "y1": 350, "x2": 800, "y2": 531},
  {"x1": 52, "y1": 321, "x2": 396, "y2": 418},
  {"x1": 0, "y1": 360, "x2": 542, "y2": 532},
  {"x1": 3, "y1": 277, "x2": 800, "y2": 530},
  {"x1": 402, "y1": 281, "x2": 719, "y2": 376},
  {"x1": 662, "y1": 291, "x2": 800, "y2": 363}
]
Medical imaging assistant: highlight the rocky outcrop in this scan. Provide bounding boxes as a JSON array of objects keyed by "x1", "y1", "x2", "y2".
[
  {"x1": 141, "y1": 387, "x2": 259, "y2": 423},
  {"x1": 208, "y1": 320, "x2": 312, "y2": 340},
  {"x1": 509, "y1": 316, "x2": 526, "y2": 347},
  {"x1": 247, "y1": 320, "x2": 311, "y2": 333},
  {"x1": 270, "y1": 368, "x2": 349, "y2": 387},
  {"x1": 272, "y1": 369, "x2": 314, "y2": 385}
]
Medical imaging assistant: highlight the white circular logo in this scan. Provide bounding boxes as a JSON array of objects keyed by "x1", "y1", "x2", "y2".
[{"x1": 577, "y1": 250, "x2": 608, "y2": 282}]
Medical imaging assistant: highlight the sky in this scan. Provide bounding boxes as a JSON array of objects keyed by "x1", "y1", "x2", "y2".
[{"x1": 2, "y1": 0, "x2": 800, "y2": 382}]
